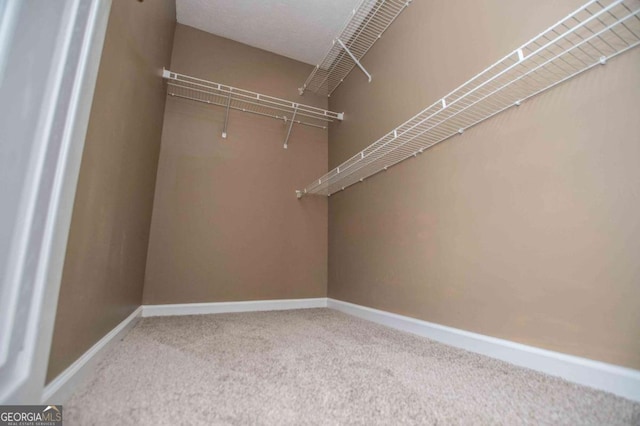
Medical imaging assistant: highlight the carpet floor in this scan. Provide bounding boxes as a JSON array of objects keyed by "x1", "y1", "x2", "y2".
[{"x1": 65, "y1": 309, "x2": 640, "y2": 425}]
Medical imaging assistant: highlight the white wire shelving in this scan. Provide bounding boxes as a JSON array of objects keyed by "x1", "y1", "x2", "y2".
[
  {"x1": 299, "y1": 0, "x2": 411, "y2": 97},
  {"x1": 297, "y1": 0, "x2": 640, "y2": 198},
  {"x1": 162, "y1": 69, "x2": 343, "y2": 148}
]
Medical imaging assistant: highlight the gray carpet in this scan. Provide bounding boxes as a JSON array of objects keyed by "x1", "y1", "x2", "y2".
[{"x1": 65, "y1": 309, "x2": 640, "y2": 425}]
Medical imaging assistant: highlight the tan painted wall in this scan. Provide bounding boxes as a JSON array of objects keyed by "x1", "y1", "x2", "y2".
[
  {"x1": 327, "y1": 0, "x2": 640, "y2": 369},
  {"x1": 47, "y1": 0, "x2": 176, "y2": 383},
  {"x1": 142, "y1": 25, "x2": 328, "y2": 304}
]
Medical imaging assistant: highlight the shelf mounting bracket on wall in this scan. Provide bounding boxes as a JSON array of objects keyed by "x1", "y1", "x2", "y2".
[
  {"x1": 163, "y1": 69, "x2": 344, "y2": 146},
  {"x1": 222, "y1": 93, "x2": 232, "y2": 139},
  {"x1": 336, "y1": 38, "x2": 372, "y2": 83},
  {"x1": 299, "y1": 0, "x2": 411, "y2": 96},
  {"x1": 283, "y1": 106, "x2": 298, "y2": 149}
]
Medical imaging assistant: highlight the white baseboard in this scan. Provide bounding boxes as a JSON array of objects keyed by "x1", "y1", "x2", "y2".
[
  {"x1": 40, "y1": 297, "x2": 640, "y2": 405},
  {"x1": 41, "y1": 306, "x2": 142, "y2": 404},
  {"x1": 142, "y1": 297, "x2": 328, "y2": 317},
  {"x1": 40, "y1": 298, "x2": 326, "y2": 403},
  {"x1": 327, "y1": 298, "x2": 640, "y2": 402}
]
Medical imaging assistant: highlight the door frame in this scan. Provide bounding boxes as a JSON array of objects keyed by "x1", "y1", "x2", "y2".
[{"x1": 0, "y1": 0, "x2": 112, "y2": 403}]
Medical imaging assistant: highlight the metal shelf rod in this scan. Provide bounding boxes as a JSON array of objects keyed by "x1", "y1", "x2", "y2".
[
  {"x1": 298, "y1": 0, "x2": 640, "y2": 196},
  {"x1": 163, "y1": 70, "x2": 343, "y2": 144},
  {"x1": 167, "y1": 93, "x2": 327, "y2": 130},
  {"x1": 165, "y1": 71, "x2": 341, "y2": 120},
  {"x1": 166, "y1": 83, "x2": 335, "y2": 125}
]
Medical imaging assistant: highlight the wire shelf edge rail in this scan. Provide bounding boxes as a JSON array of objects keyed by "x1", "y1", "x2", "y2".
[
  {"x1": 163, "y1": 69, "x2": 344, "y2": 147},
  {"x1": 296, "y1": 0, "x2": 640, "y2": 198},
  {"x1": 299, "y1": 0, "x2": 411, "y2": 97}
]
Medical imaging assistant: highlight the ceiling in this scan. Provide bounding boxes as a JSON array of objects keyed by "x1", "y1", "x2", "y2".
[{"x1": 176, "y1": 0, "x2": 363, "y2": 65}]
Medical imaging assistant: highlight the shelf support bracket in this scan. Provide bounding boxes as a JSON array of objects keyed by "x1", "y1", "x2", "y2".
[
  {"x1": 222, "y1": 94, "x2": 232, "y2": 138},
  {"x1": 284, "y1": 106, "x2": 298, "y2": 149},
  {"x1": 337, "y1": 38, "x2": 372, "y2": 83}
]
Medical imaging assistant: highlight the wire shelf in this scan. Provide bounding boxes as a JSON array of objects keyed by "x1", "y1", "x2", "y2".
[
  {"x1": 298, "y1": 0, "x2": 640, "y2": 197},
  {"x1": 163, "y1": 70, "x2": 343, "y2": 146},
  {"x1": 299, "y1": 0, "x2": 411, "y2": 97}
]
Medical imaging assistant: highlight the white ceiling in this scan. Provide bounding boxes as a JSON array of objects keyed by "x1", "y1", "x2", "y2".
[{"x1": 176, "y1": 0, "x2": 363, "y2": 65}]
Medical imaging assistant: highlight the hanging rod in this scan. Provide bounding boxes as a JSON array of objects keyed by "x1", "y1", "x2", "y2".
[
  {"x1": 162, "y1": 69, "x2": 344, "y2": 147},
  {"x1": 299, "y1": 0, "x2": 411, "y2": 97},
  {"x1": 296, "y1": 0, "x2": 640, "y2": 198}
]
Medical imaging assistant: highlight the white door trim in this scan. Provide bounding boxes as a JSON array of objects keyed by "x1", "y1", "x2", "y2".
[{"x1": 0, "y1": 0, "x2": 113, "y2": 404}]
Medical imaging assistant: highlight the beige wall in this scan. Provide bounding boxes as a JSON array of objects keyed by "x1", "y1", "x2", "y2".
[
  {"x1": 328, "y1": 0, "x2": 640, "y2": 369},
  {"x1": 143, "y1": 25, "x2": 328, "y2": 304},
  {"x1": 47, "y1": 0, "x2": 176, "y2": 383}
]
